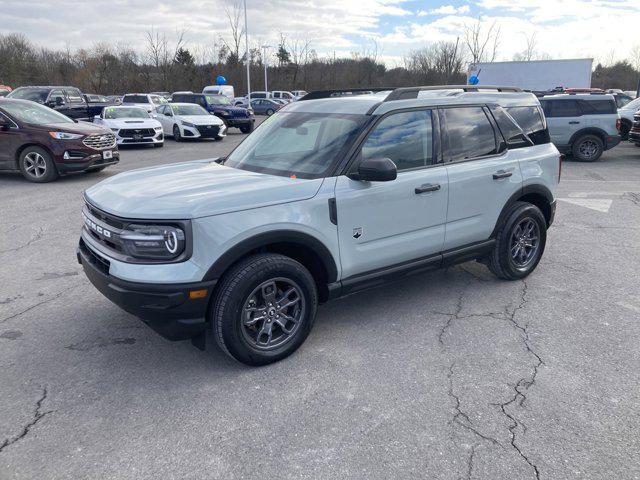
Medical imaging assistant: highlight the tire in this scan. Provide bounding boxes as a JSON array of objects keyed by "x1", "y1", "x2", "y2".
[
  {"x1": 240, "y1": 124, "x2": 254, "y2": 134},
  {"x1": 488, "y1": 201, "x2": 547, "y2": 280},
  {"x1": 19, "y1": 146, "x2": 58, "y2": 183},
  {"x1": 572, "y1": 134, "x2": 603, "y2": 162},
  {"x1": 154, "y1": 142, "x2": 164, "y2": 148},
  {"x1": 173, "y1": 125, "x2": 182, "y2": 142},
  {"x1": 266, "y1": 109, "x2": 275, "y2": 116},
  {"x1": 211, "y1": 253, "x2": 318, "y2": 366}
]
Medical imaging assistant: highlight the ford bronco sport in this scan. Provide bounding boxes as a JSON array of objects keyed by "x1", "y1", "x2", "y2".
[{"x1": 78, "y1": 85, "x2": 560, "y2": 366}]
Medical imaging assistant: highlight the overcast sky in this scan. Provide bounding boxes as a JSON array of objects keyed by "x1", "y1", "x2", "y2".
[{"x1": 1, "y1": 0, "x2": 639, "y2": 66}]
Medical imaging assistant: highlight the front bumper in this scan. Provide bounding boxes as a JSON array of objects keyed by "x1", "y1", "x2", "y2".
[
  {"x1": 116, "y1": 131, "x2": 163, "y2": 145},
  {"x1": 77, "y1": 239, "x2": 216, "y2": 341},
  {"x1": 223, "y1": 117, "x2": 254, "y2": 128},
  {"x1": 56, "y1": 150, "x2": 120, "y2": 173},
  {"x1": 182, "y1": 123, "x2": 226, "y2": 139}
]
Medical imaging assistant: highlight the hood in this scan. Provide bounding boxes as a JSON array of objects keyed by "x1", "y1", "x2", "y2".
[
  {"x1": 179, "y1": 114, "x2": 224, "y2": 125},
  {"x1": 104, "y1": 118, "x2": 161, "y2": 129},
  {"x1": 84, "y1": 160, "x2": 324, "y2": 219},
  {"x1": 43, "y1": 121, "x2": 110, "y2": 135}
]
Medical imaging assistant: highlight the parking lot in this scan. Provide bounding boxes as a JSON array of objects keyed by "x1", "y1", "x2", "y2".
[{"x1": 1, "y1": 133, "x2": 639, "y2": 479}]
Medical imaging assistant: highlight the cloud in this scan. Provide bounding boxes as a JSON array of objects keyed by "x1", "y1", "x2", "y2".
[{"x1": 417, "y1": 5, "x2": 471, "y2": 16}]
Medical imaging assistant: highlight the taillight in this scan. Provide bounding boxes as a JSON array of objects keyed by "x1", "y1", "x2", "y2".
[
  {"x1": 558, "y1": 154, "x2": 563, "y2": 183},
  {"x1": 616, "y1": 118, "x2": 622, "y2": 133}
]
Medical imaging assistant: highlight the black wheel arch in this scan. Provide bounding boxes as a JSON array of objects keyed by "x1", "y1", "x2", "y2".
[
  {"x1": 491, "y1": 184, "x2": 554, "y2": 238},
  {"x1": 203, "y1": 230, "x2": 339, "y2": 302},
  {"x1": 15, "y1": 143, "x2": 57, "y2": 172},
  {"x1": 569, "y1": 127, "x2": 607, "y2": 149}
]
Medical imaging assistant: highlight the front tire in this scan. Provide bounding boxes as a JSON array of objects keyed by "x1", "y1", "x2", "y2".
[
  {"x1": 488, "y1": 202, "x2": 547, "y2": 280},
  {"x1": 211, "y1": 254, "x2": 318, "y2": 366},
  {"x1": 266, "y1": 108, "x2": 275, "y2": 116},
  {"x1": 19, "y1": 147, "x2": 58, "y2": 183},
  {"x1": 572, "y1": 134, "x2": 603, "y2": 162},
  {"x1": 173, "y1": 125, "x2": 182, "y2": 142},
  {"x1": 240, "y1": 124, "x2": 254, "y2": 134}
]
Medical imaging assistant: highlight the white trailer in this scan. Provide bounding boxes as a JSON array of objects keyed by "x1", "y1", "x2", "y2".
[{"x1": 468, "y1": 59, "x2": 593, "y2": 91}]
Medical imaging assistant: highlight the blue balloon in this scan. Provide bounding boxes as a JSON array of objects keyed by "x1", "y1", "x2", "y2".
[
  {"x1": 469, "y1": 75, "x2": 479, "y2": 85},
  {"x1": 216, "y1": 75, "x2": 226, "y2": 85}
]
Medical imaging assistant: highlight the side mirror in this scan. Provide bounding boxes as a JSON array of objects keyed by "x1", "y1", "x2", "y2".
[
  {"x1": 348, "y1": 157, "x2": 397, "y2": 182},
  {"x1": 0, "y1": 117, "x2": 10, "y2": 130},
  {"x1": 164, "y1": 111, "x2": 172, "y2": 117},
  {"x1": 55, "y1": 97, "x2": 65, "y2": 106}
]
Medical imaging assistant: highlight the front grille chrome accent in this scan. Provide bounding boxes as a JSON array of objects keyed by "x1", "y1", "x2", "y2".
[{"x1": 83, "y1": 133, "x2": 117, "y2": 150}]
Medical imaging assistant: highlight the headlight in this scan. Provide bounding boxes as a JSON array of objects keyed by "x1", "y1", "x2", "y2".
[
  {"x1": 111, "y1": 128, "x2": 119, "y2": 132},
  {"x1": 182, "y1": 121, "x2": 195, "y2": 128},
  {"x1": 120, "y1": 224, "x2": 186, "y2": 260},
  {"x1": 49, "y1": 132, "x2": 83, "y2": 140},
  {"x1": 154, "y1": 126, "x2": 162, "y2": 131}
]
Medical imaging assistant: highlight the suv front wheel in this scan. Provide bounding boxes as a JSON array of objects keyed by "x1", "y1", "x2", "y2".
[
  {"x1": 211, "y1": 253, "x2": 318, "y2": 366},
  {"x1": 19, "y1": 146, "x2": 59, "y2": 183},
  {"x1": 488, "y1": 202, "x2": 547, "y2": 280},
  {"x1": 572, "y1": 134, "x2": 603, "y2": 162}
]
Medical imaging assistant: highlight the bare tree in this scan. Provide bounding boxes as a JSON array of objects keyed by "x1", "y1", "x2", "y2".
[
  {"x1": 630, "y1": 44, "x2": 640, "y2": 71},
  {"x1": 464, "y1": 18, "x2": 501, "y2": 64},
  {"x1": 221, "y1": 0, "x2": 244, "y2": 63}
]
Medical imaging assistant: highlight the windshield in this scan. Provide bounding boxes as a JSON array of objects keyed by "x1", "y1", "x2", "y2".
[
  {"x1": 123, "y1": 95, "x2": 149, "y2": 104},
  {"x1": 150, "y1": 95, "x2": 167, "y2": 105},
  {"x1": 104, "y1": 107, "x2": 149, "y2": 119},
  {"x1": 621, "y1": 97, "x2": 640, "y2": 111},
  {"x1": 8, "y1": 88, "x2": 49, "y2": 102},
  {"x1": 224, "y1": 112, "x2": 368, "y2": 179},
  {"x1": 1, "y1": 102, "x2": 73, "y2": 125},
  {"x1": 172, "y1": 104, "x2": 208, "y2": 116},
  {"x1": 205, "y1": 95, "x2": 231, "y2": 105}
]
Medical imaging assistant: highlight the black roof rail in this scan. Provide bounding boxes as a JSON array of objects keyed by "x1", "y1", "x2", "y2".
[
  {"x1": 298, "y1": 88, "x2": 392, "y2": 101},
  {"x1": 384, "y1": 85, "x2": 522, "y2": 101}
]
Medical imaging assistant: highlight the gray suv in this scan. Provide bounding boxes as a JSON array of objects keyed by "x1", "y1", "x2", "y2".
[
  {"x1": 77, "y1": 86, "x2": 561, "y2": 366},
  {"x1": 539, "y1": 94, "x2": 621, "y2": 161}
]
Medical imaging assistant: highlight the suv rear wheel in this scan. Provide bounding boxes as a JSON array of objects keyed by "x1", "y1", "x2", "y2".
[
  {"x1": 488, "y1": 201, "x2": 546, "y2": 280},
  {"x1": 572, "y1": 134, "x2": 603, "y2": 162},
  {"x1": 211, "y1": 253, "x2": 318, "y2": 366},
  {"x1": 19, "y1": 147, "x2": 58, "y2": 183}
]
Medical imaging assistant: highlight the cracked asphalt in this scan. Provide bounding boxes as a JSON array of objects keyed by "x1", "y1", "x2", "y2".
[{"x1": 1, "y1": 132, "x2": 640, "y2": 479}]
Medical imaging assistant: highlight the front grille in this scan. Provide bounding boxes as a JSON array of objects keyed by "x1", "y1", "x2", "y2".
[
  {"x1": 119, "y1": 128, "x2": 156, "y2": 138},
  {"x1": 83, "y1": 133, "x2": 116, "y2": 150},
  {"x1": 196, "y1": 125, "x2": 220, "y2": 138},
  {"x1": 86, "y1": 203, "x2": 125, "y2": 229}
]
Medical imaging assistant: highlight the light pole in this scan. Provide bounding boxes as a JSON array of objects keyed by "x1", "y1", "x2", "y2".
[
  {"x1": 261, "y1": 45, "x2": 271, "y2": 92},
  {"x1": 243, "y1": 0, "x2": 250, "y2": 101}
]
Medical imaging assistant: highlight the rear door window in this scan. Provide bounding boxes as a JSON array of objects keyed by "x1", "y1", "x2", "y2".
[
  {"x1": 504, "y1": 106, "x2": 550, "y2": 145},
  {"x1": 441, "y1": 107, "x2": 497, "y2": 162},
  {"x1": 65, "y1": 88, "x2": 83, "y2": 103},
  {"x1": 579, "y1": 99, "x2": 616, "y2": 114},
  {"x1": 489, "y1": 106, "x2": 533, "y2": 149}
]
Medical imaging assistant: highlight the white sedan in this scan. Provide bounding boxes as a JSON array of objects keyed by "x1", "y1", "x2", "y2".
[
  {"x1": 155, "y1": 103, "x2": 226, "y2": 141},
  {"x1": 93, "y1": 106, "x2": 164, "y2": 147}
]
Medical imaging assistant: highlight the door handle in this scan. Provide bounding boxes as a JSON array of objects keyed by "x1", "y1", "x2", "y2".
[
  {"x1": 415, "y1": 183, "x2": 441, "y2": 194},
  {"x1": 568, "y1": 121, "x2": 580, "y2": 124},
  {"x1": 492, "y1": 170, "x2": 513, "y2": 180}
]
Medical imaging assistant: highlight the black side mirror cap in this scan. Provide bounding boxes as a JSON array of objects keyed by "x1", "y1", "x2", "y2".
[{"x1": 348, "y1": 157, "x2": 397, "y2": 182}]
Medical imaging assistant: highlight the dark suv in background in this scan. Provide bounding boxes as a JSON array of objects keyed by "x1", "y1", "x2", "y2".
[
  {"x1": 171, "y1": 93, "x2": 255, "y2": 133},
  {"x1": 0, "y1": 98, "x2": 119, "y2": 182},
  {"x1": 8, "y1": 86, "x2": 91, "y2": 120}
]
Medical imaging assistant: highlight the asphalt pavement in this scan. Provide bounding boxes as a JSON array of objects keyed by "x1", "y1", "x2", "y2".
[{"x1": 1, "y1": 131, "x2": 639, "y2": 479}]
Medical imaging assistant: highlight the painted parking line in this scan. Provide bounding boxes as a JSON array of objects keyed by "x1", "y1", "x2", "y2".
[{"x1": 557, "y1": 198, "x2": 613, "y2": 212}]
